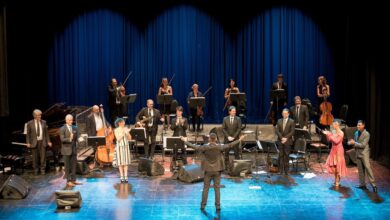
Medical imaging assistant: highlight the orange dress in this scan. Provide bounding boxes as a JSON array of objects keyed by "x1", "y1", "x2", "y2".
[{"x1": 325, "y1": 132, "x2": 347, "y2": 177}]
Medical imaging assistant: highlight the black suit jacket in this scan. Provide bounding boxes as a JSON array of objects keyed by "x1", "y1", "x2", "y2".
[
  {"x1": 170, "y1": 117, "x2": 188, "y2": 137},
  {"x1": 26, "y1": 119, "x2": 50, "y2": 148},
  {"x1": 60, "y1": 125, "x2": 79, "y2": 156},
  {"x1": 136, "y1": 107, "x2": 161, "y2": 131},
  {"x1": 275, "y1": 118, "x2": 295, "y2": 146},
  {"x1": 289, "y1": 105, "x2": 309, "y2": 128},
  {"x1": 185, "y1": 139, "x2": 241, "y2": 172},
  {"x1": 86, "y1": 113, "x2": 110, "y2": 136},
  {"x1": 222, "y1": 116, "x2": 242, "y2": 142}
]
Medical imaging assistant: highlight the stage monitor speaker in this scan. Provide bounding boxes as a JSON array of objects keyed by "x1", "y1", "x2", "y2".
[
  {"x1": 178, "y1": 164, "x2": 204, "y2": 183},
  {"x1": 0, "y1": 174, "x2": 30, "y2": 199},
  {"x1": 138, "y1": 157, "x2": 165, "y2": 176},
  {"x1": 55, "y1": 190, "x2": 82, "y2": 209},
  {"x1": 230, "y1": 160, "x2": 252, "y2": 177}
]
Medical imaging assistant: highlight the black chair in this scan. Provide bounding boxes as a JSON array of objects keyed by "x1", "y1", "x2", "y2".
[{"x1": 289, "y1": 138, "x2": 308, "y2": 172}]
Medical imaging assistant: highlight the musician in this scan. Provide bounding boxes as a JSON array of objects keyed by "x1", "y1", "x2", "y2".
[
  {"x1": 113, "y1": 118, "x2": 132, "y2": 183},
  {"x1": 290, "y1": 96, "x2": 309, "y2": 129},
  {"x1": 222, "y1": 106, "x2": 242, "y2": 169},
  {"x1": 158, "y1": 77, "x2": 173, "y2": 128},
  {"x1": 182, "y1": 134, "x2": 246, "y2": 212},
  {"x1": 187, "y1": 84, "x2": 203, "y2": 132},
  {"x1": 108, "y1": 78, "x2": 120, "y2": 123},
  {"x1": 317, "y1": 75, "x2": 330, "y2": 103},
  {"x1": 170, "y1": 106, "x2": 188, "y2": 165},
  {"x1": 275, "y1": 109, "x2": 295, "y2": 175},
  {"x1": 60, "y1": 114, "x2": 81, "y2": 187},
  {"x1": 348, "y1": 120, "x2": 377, "y2": 193},
  {"x1": 136, "y1": 99, "x2": 164, "y2": 159},
  {"x1": 86, "y1": 105, "x2": 111, "y2": 137},
  {"x1": 26, "y1": 109, "x2": 52, "y2": 175},
  {"x1": 224, "y1": 79, "x2": 240, "y2": 111},
  {"x1": 271, "y1": 73, "x2": 288, "y2": 122}
]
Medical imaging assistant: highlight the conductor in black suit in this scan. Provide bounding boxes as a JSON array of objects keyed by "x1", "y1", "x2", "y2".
[
  {"x1": 170, "y1": 106, "x2": 188, "y2": 164},
  {"x1": 26, "y1": 109, "x2": 52, "y2": 175},
  {"x1": 222, "y1": 106, "x2": 242, "y2": 169},
  {"x1": 275, "y1": 108, "x2": 295, "y2": 175},
  {"x1": 60, "y1": 114, "x2": 80, "y2": 187},
  {"x1": 136, "y1": 99, "x2": 164, "y2": 159},
  {"x1": 290, "y1": 96, "x2": 309, "y2": 129},
  {"x1": 182, "y1": 134, "x2": 246, "y2": 212}
]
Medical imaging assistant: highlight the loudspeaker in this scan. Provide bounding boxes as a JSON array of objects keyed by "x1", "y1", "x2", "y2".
[
  {"x1": 55, "y1": 190, "x2": 82, "y2": 209},
  {"x1": 138, "y1": 157, "x2": 165, "y2": 176},
  {"x1": 230, "y1": 160, "x2": 252, "y2": 177},
  {"x1": 178, "y1": 164, "x2": 204, "y2": 183},
  {"x1": 0, "y1": 174, "x2": 30, "y2": 199}
]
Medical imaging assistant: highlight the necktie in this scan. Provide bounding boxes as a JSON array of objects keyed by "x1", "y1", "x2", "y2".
[
  {"x1": 36, "y1": 121, "x2": 40, "y2": 137},
  {"x1": 68, "y1": 125, "x2": 72, "y2": 133},
  {"x1": 230, "y1": 117, "x2": 233, "y2": 124},
  {"x1": 283, "y1": 119, "x2": 287, "y2": 131},
  {"x1": 148, "y1": 109, "x2": 153, "y2": 126},
  {"x1": 296, "y1": 106, "x2": 300, "y2": 120}
]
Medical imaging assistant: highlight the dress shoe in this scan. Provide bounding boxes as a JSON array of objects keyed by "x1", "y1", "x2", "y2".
[
  {"x1": 200, "y1": 206, "x2": 205, "y2": 211},
  {"x1": 373, "y1": 186, "x2": 378, "y2": 193},
  {"x1": 67, "y1": 182, "x2": 76, "y2": 187},
  {"x1": 355, "y1": 185, "x2": 367, "y2": 189},
  {"x1": 216, "y1": 207, "x2": 221, "y2": 212}
]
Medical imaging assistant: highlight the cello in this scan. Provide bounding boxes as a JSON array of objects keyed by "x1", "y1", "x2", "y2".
[
  {"x1": 95, "y1": 105, "x2": 116, "y2": 165},
  {"x1": 319, "y1": 87, "x2": 334, "y2": 126}
]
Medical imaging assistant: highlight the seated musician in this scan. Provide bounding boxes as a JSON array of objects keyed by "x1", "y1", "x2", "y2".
[
  {"x1": 170, "y1": 106, "x2": 188, "y2": 165},
  {"x1": 158, "y1": 77, "x2": 173, "y2": 128},
  {"x1": 290, "y1": 96, "x2": 309, "y2": 129},
  {"x1": 224, "y1": 79, "x2": 240, "y2": 111},
  {"x1": 187, "y1": 84, "x2": 203, "y2": 132}
]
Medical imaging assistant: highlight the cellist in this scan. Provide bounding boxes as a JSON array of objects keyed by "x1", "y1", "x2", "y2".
[{"x1": 317, "y1": 76, "x2": 333, "y2": 127}]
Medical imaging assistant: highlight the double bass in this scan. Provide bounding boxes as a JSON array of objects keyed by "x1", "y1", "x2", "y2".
[
  {"x1": 319, "y1": 87, "x2": 334, "y2": 126},
  {"x1": 95, "y1": 105, "x2": 116, "y2": 164}
]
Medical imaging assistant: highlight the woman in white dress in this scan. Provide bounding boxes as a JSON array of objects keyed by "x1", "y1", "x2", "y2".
[{"x1": 114, "y1": 118, "x2": 132, "y2": 183}]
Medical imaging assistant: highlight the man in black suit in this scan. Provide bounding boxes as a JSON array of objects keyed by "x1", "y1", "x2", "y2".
[
  {"x1": 275, "y1": 108, "x2": 295, "y2": 175},
  {"x1": 60, "y1": 114, "x2": 81, "y2": 187},
  {"x1": 170, "y1": 106, "x2": 188, "y2": 165},
  {"x1": 271, "y1": 73, "x2": 288, "y2": 122},
  {"x1": 136, "y1": 99, "x2": 163, "y2": 159},
  {"x1": 182, "y1": 133, "x2": 246, "y2": 212},
  {"x1": 86, "y1": 105, "x2": 111, "y2": 137},
  {"x1": 222, "y1": 106, "x2": 242, "y2": 169},
  {"x1": 290, "y1": 96, "x2": 310, "y2": 129},
  {"x1": 26, "y1": 109, "x2": 52, "y2": 175}
]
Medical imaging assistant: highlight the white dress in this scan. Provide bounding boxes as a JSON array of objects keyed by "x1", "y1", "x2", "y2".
[{"x1": 114, "y1": 127, "x2": 131, "y2": 166}]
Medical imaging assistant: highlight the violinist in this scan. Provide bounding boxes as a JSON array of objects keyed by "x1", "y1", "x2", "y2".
[
  {"x1": 317, "y1": 76, "x2": 330, "y2": 102},
  {"x1": 187, "y1": 84, "x2": 203, "y2": 132},
  {"x1": 158, "y1": 77, "x2": 173, "y2": 128},
  {"x1": 223, "y1": 79, "x2": 240, "y2": 112},
  {"x1": 108, "y1": 78, "x2": 120, "y2": 123},
  {"x1": 86, "y1": 105, "x2": 111, "y2": 137}
]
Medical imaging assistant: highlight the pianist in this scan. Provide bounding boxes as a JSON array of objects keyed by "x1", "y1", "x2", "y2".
[{"x1": 26, "y1": 109, "x2": 52, "y2": 175}]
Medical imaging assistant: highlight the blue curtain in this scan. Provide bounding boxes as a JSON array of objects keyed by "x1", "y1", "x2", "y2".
[{"x1": 48, "y1": 6, "x2": 334, "y2": 123}]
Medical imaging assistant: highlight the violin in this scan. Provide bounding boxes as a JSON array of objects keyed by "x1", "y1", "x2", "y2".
[
  {"x1": 319, "y1": 87, "x2": 334, "y2": 126},
  {"x1": 95, "y1": 105, "x2": 116, "y2": 165}
]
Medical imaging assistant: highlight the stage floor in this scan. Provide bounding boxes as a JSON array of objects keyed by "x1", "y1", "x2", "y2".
[{"x1": 1, "y1": 153, "x2": 390, "y2": 220}]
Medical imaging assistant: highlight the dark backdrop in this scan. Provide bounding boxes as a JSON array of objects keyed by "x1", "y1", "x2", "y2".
[{"x1": 1, "y1": 1, "x2": 389, "y2": 166}]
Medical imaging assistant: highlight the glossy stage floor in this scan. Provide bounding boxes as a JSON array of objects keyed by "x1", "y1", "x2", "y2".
[{"x1": 1, "y1": 151, "x2": 390, "y2": 220}]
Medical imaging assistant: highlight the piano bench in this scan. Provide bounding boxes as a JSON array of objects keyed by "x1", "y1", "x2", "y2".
[{"x1": 1, "y1": 155, "x2": 25, "y2": 174}]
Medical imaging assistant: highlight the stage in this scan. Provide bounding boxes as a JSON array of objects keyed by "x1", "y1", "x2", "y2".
[{"x1": 1, "y1": 151, "x2": 390, "y2": 219}]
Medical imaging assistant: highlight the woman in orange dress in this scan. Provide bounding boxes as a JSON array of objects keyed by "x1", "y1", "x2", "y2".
[{"x1": 323, "y1": 120, "x2": 347, "y2": 186}]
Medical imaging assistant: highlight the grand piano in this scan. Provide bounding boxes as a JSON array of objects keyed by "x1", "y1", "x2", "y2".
[{"x1": 10, "y1": 103, "x2": 94, "y2": 169}]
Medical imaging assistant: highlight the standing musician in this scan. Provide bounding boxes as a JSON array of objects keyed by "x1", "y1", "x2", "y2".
[
  {"x1": 158, "y1": 77, "x2": 173, "y2": 128},
  {"x1": 275, "y1": 109, "x2": 295, "y2": 176},
  {"x1": 108, "y1": 78, "x2": 121, "y2": 123},
  {"x1": 290, "y1": 96, "x2": 310, "y2": 129},
  {"x1": 170, "y1": 106, "x2": 188, "y2": 165},
  {"x1": 271, "y1": 73, "x2": 288, "y2": 122},
  {"x1": 86, "y1": 105, "x2": 111, "y2": 137},
  {"x1": 60, "y1": 114, "x2": 82, "y2": 187},
  {"x1": 223, "y1": 79, "x2": 240, "y2": 111},
  {"x1": 317, "y1": 75, "x2": 330, "y2": 103},
  {"x1": 135, "y1": 99, "x2": 164, "y2": 159},
  {"x1": 222, "y1": 106, "x2": 242, "y2": 169},
  {"x1": 26, "y1": 109, "x2": 52, "y2": 175},
  {"x1": 187, "y1": 84, "x2": 203, "y2": 132}
]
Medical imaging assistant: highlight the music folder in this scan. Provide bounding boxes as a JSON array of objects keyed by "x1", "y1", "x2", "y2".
[
  {"x1": 163, "y1": 136, "x2": 185, "y2": 149},
  {"x1": 87, "y1": 136, "x2": 106, "y2": 148},
  {"x1": 121, "y1": 93, "x2": 137, "y2": 104},
  {"x1": 188, "y1": 97, "x2": 205, "y2": 108},
  {"x1": 130, "y1": 127, "x2": 146, "y2": 141}
]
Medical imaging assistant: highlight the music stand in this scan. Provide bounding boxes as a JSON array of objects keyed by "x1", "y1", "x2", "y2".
[
  {"x1": 229, "y1": 93, "x2": 246, "y2": 115},
  {"x1": 130, "y1": 128, "x2": 146, "y2": 158},
  {"x1": 270, "y1": 89, "x2": 286, "y2": 117},
  {"x1": 256, "y1": 125, "x2": 279, "y2": 184},
  {"x1": 295, "y1": 128, "x2": 311, "y2": 141},
  {"x1": 165, "y1": 137, "x2": 185, "y2": 171},
  {"x1": 87, "y1": 136, "x2": 106, "y2": 149}
]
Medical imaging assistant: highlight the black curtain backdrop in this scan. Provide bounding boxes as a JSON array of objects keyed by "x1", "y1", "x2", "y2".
[{"x1": 1, "y1": 1, "x2": 389, "y2": 167}]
